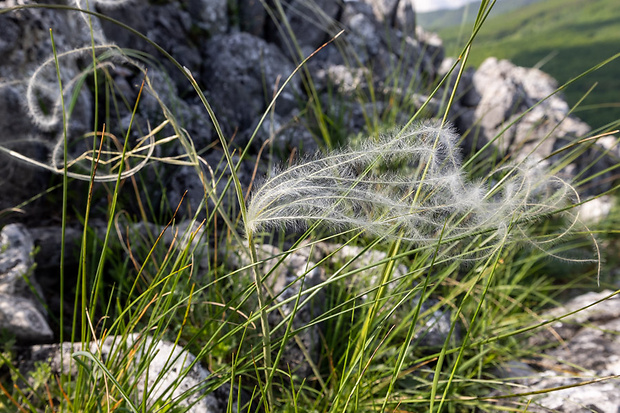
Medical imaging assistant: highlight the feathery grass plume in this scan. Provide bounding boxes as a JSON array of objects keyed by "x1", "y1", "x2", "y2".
[
  {"x1": 0, "y1": 44, "x2": 203, "y2": 182},
  {"x1": 246, "y1": 122, "x2": 584, "y2": 259},
  {"x1": 25, "y1": 44, "x2": 124, "y2": 132}
]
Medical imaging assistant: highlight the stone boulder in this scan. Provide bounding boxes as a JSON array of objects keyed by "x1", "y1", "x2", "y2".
[
  {"x1": 237, "y1": 0, "x2": 268, "y2": 37},
  {"x1": 305, "y1": 4, "x2": 440, "y2": 138},
  {"x1": 493, "y1": 290, "x2": 620, "y2": 411},
  {"x1": 18, "y1": 334, "x2": 238, "y2": 412},
  {"x1": 461, "y1": 57, "x2": 590, "y2": 155},
  {"x1": 362, "y1": 0, "x2": 416, "y2": 32},
  {"x1": 200, "y1": 32, "x2": 302, "y2": 144},
  {"x1": 454, "y1": 57, "x2": 619, "y2": 194},
  {"x1": 0, "y1": 224, "x2": 53, "y2": 342},
  {"x1": 270, "y1": 0, "x2": 341, "y2": 55},
  {"x1": 97, "y1": 0, "x2": 225, "y2": 93}
]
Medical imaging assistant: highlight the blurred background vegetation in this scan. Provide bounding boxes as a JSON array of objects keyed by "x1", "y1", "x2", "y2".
[{"x1": 418, "y1": 0, "x2": 620, "y2": 129}]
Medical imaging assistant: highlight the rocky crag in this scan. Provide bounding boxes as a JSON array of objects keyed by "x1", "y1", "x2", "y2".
[{"x1": 0, "y1": 0, "x2": 618, "y2": 411}]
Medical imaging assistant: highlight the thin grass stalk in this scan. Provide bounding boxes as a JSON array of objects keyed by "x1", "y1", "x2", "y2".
[
  {"x1": 441, "y1": 45, "x2": 471, "y2": 128},
  {"x1": 82, "y1": 0, "x2": 102, "y2": 350},
  {"x1": 436, "y1": 233, "x2": 508, "y2": 412},
  {"x1": 174, "y1": 63, "x2": 274, "y2": 407},
  {"x1": 379, "y1": 224, "x2": 448, "y2": 412},
  {"x1": 545, "y1": 130, "x2": 619, "y2": 163},
  {"x1": 72, "y1": 351, "x2": 139, "y2": 413},
  {"x1": 71, "y1": 125, "x2": 107, "y2": 411},
  {"x1": 89, "y1": 78, "x2": 145, "y2": 317},
  {"x1": 122, "y1": 206, "x2": 183, "y2": 322},
  {"x1": 412, "y1": 3, "x2": 490, "y2": 215},
  {"x1": 262, "y1": 264, "x2": 326, "y2": 387},
  {"x1": 263, "y1": 0, "x2": 336, "y2": 148},
  {"x1": 399, "y1": 0, "x2": 496, "y2": 132},
  {"x1": 49, "y1": 28, "x2": 71, "y2": 412},
  {"x1": 329, "y1": 302, "x2": 389, "y2": 412},
  {"x1": 260, "y1": 140, "x2": 427, "y2": 388},
  {"x1": 267, "y1": 276, "x2": 304, "y2": 388},
  {"x1": 352, "y1": 236, "x2": 403, "y2": 403}
]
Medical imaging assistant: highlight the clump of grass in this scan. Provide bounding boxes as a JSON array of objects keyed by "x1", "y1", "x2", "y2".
[{"x1": 0, "y1": 1, "x2": 615, "y2": 412}]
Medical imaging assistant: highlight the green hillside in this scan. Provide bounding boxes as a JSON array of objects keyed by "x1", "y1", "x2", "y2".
[
  {"x1": 417, "y1": 0, "x2": 542, "y2": 31},
  {"x1": 438, "y1": 0, "x2": 620, "y2": 129}
]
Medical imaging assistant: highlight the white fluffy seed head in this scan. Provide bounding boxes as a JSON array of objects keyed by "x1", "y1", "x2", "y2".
[{"x1": 245, "y1": 122, "x2": 587, "y2": 262}]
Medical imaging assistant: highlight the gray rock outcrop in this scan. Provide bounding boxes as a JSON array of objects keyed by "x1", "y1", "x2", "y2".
[
  {"x1": 18, "y1": 334, "x2": 233, "y2": 412},
  {"x1": 493, "y1": 290, "x2": 620, "y2": 412},
  {"x1": 271, "y1": 0, "x2": 341, "y2": 54},
  {"x1": 0, "y1": 3, "x2": 97, "y2": 214},
  {"x1": 0, "y1": 224, "x2": 53, "y2": 342},
  {"x1": 200, "y1": 32, "x2": 301, "y2": 141},
  {"x1": 452, "y1": 57, "x2": 619, "y2": 194},
  {"x1": 459, "y1": 57, "x2": 591, "y2": 155},
  {"x1": 1, "y1": 0, "x2": 616, "y2": 222},
  {"x1": 363, "y1": 0, "x2": 416, "y2": 32}
]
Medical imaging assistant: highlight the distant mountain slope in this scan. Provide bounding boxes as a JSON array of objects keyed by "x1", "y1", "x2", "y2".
[
  {"x1": 437, "y1": 0, "x2": 620, "y2": 129},
  {"x1": 417, "y1": 0, "x2": 543, "y2": 31}
]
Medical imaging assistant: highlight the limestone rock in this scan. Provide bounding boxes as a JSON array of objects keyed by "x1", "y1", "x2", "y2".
[
  {"x1": 187, "y1": 0, "x2": 228, "y2": 34},
  {"x1": 97, "y1": 0, "x2": 202, "y2": 93},
  {"x1": 413, "y1": 297, "x2": 461, "y2": 349},
  {"x1": 529, "y1": 290, "x2": 620, "y2": 346},
  {"x1": 0, "y1": 295, "x2": 53, "y2": 343},
  {"x1": 200, "y1": 32, "x2": 301, "y2": 140},
  {"x1": 395, "y1": 0, "x2": 416, "y2": 32},
  {"x1": 456, "y1": 57, "x2": 619, "y2": 194},
  {"x1": 465, "y1": 57, "x2": 582, "y2": 154},
  {"x1": 360, "y1": 0, "x2": 415, "y2": 33},
  {"x1": 0, "y1": 2, "x2": 96, "y2": 213},
  {"x1": 29, "y1": 225, "x2": 84, "y2": 272},
  {"x1": 252, "y1": 113, "x2": 320, "y2": 154},
  {"x1": 415, "y1": 26, "x2": 444, "y2": 69},
  {"x1": 304, "y1": 2, "x2": 438, "y2": 137},
  {"x1": 0, "y1": 224, "x2": 52, "y2": 342},
  {"x1": 265, "y1": 245, "x2": 325, "y2": 377},
  {"x1": 579, "y1": 195, "x2": 615, "y2": 224},
  {"x1": 19, "y1": 335, "x2": 232, "y2": 412},
  {"x1": 272, "y1": 0, "x2": 341, "y2": 53},
  {"x1": 494, "y1": 290, "x2": 620, "y2": 411},
  {"x1": 237, "y1": 0, "x2": 267, "y2": 36},
  {"x1": 1, "y1": 224, "x2": 38, "y2": 297},
  {"x1": 339, "y1": 2, "x2": 392, "y2": 68},
  {"x1": 310, "y1": 243, "x2": 410, "y2": 294}
]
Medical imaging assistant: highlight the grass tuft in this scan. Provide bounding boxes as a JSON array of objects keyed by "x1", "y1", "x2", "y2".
[{"x1": 0, "y1": 1, "x2": 615, "y2": 412}]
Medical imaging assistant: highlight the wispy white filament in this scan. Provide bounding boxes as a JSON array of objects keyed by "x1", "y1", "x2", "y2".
[{"x1": 246, "y1": 123, "x2": 578, "y2": 257}]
